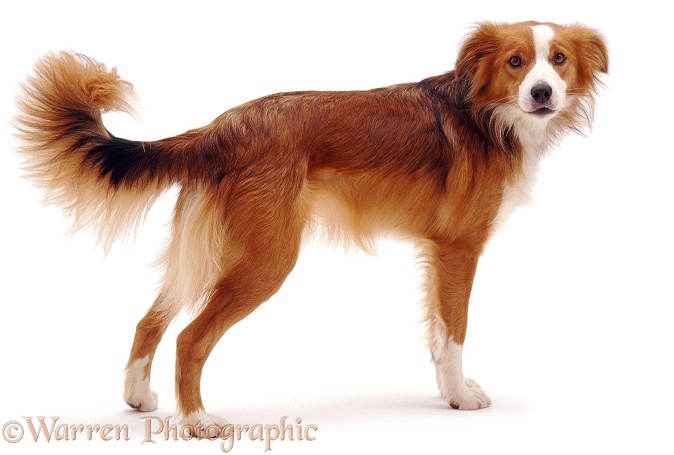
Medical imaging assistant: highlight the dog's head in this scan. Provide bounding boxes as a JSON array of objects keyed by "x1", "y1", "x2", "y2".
[{"x1": 454, "y1": 21, "x2": 608, "y2": 143}]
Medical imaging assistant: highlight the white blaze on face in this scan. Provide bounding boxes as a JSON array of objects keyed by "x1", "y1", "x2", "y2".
[
  {"x1": 493, "y1": 24, "x2": 571, "y2": 233},
  {"x1": 518, "y1": 24, "x2": 567, "y2": 114}
]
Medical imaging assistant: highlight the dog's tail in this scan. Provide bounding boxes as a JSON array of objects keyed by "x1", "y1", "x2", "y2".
[{"x1": 15, "y1": 51, "x2": 224, "y2": 250}]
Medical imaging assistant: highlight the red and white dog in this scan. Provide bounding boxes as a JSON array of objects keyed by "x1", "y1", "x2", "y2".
[{"x1": 16, "y1": 21, "x2": 607, "y2": 426}]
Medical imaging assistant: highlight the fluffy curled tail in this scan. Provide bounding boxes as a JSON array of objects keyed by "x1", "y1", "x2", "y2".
[{"x1": 15, "y1": 51, "x2": 220, "y2": 250}]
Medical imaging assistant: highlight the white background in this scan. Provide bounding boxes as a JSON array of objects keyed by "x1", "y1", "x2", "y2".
[{"x1": 1, "y1": 1, "x2": 672, "y2": 454}]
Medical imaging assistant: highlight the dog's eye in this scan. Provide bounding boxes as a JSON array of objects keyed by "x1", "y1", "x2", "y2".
[
  {"x1": 508, "y1": 56, "x2": 522, "y2": 68},
  {"x1": 553, "y1": 53, "x2": 566, "y2": 65}
]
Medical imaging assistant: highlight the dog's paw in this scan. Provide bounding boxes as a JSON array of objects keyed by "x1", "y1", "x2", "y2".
[
  {"x1": 124, "y1": 387, "x2": 158, "y2": 412},
  {"x1": 123, "y1": 357, "x2": 158, "y2": 412},
  {"x1": 442, "y1": 378, "x2": 491, "y2": 410},
  {"x1": 180, "y1": 411, "x2": 230, "y2": 438}
]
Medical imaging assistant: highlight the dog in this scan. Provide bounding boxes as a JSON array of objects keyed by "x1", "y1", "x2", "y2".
[{"x1": 15, "y1": 21, "x2": 608, "y2": 427}]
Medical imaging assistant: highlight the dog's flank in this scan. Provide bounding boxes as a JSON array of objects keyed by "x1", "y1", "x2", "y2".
[{"x1": 15, "y1": 21, "x2": 608, "y2": 424}]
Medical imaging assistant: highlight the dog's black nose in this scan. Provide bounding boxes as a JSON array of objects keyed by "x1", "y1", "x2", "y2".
[{"x1": 530, "y1": 84, "x2": 552, "y2": 103}]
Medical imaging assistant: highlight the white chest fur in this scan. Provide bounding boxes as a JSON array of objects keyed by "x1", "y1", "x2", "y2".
[
  {"x1": 491, "y1": 142, "x2": 542, "y2": 233},
  {"x1": 491, "y1": 24, "x2": 561, "y2": 233}
]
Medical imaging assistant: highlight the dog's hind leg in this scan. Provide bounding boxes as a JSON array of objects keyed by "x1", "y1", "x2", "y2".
[
  {"x1": 176, "y1": 224, "x2": 304, "y2": 427},
  {"x1": 123, "y1": 184, "x2": 221, "y2": 413},
  {"x1": 123, "y1": 294, "x2": 178, "y2": 412},
  {"x1": 174, "y1": 170, "x2": 309, "y2": 427}
]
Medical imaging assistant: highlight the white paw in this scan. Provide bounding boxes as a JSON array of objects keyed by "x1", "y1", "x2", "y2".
[
  {"x1": 124, "y1": 388, "x2": 158, "y2": 412},
  {"x1": 430, "y1": 329, "x2": 491, "y2": 410},
  {"x1": 441, "y1": 377, "x2": 492, "y2": 410},
  {"x1": 180, "y1": 411, "x2": 230, "y2": 438},
  {"x1": 124, "y1": 356, "x2": 158, "y2": 412}
]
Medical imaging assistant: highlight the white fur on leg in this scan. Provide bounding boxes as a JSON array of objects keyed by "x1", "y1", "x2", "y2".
[
  {"x1": 431, "y1": 322, "x2": 491, "y2": 410},
  {"x1": 123, "y1": 356, "x2": 158, "y2": 412}
]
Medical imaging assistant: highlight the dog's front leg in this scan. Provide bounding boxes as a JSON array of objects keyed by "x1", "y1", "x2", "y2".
[{"x1": 425, "y1": 241, "x2": 491, "y2": 410}]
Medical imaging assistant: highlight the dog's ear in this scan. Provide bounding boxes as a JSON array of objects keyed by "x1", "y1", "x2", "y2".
[
  {"x1": 455, "y1": 22, "x2": 500, "y2": 78},
  {"x1": 573, "y1": 24, "x2": 608, "y2": 73},
  {"x1": 453, "y1": 22, "x2": 501, "y2": 105},
  {"x1": 562, "y1": 24, "x2": 609, "y2": 88}
]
